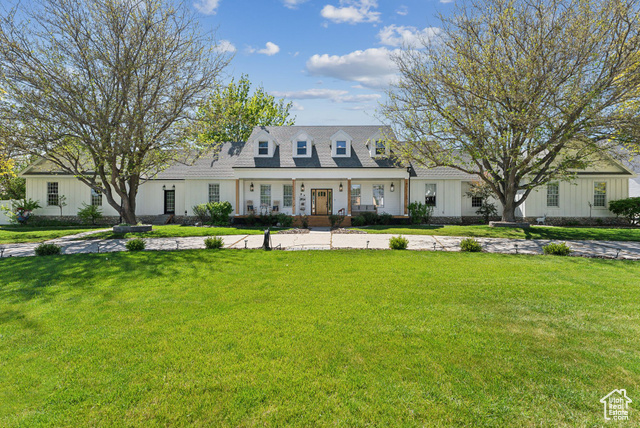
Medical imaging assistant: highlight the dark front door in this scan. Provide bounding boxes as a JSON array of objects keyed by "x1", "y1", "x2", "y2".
[{"x1": 164, "y1": 190, "x2": 175, "y2": 214}]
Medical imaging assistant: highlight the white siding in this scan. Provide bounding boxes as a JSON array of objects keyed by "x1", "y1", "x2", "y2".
[
  {"x1": 410, "y1": 179, "x2": 462, "y2": 217},
  {"x1": 184, "y1": 180, "x2": 237, "y2": 215}
]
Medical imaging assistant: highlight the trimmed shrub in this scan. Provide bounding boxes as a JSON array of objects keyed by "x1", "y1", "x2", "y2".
[
  {"x1": 77, "y1": 203, "x2": 103, "y2": 224},
  {"x1": 542, "y1": 242, "x2": 572, "y2": 256},
  {"x1": 125, "y1": 238, "x2": 145, "y2": 251},
  {"x1": 609, "y1": 197, "x2": 640, "y2": 225},
  {"x1": 460, "y1": 238, "x2": 482, "y2": 252},
  {"x1": 192, "y1": 204, "x2": 210, "y2": 224},
  {"x1": 351, "y1": 215, "x2": 366, "y2": 227},
  {"x1": 389, "y1": 235, "x2": 409, "y2": 250},
  {"x1": 34, "y1": 243, "x2": 61, "y2": 256},
  {"x1": 276, "y1": 213, "x2": 293, "y2": 228},
  {"x1": 245, "y1": 213, "x2": 257, "y2": 226},
  {"x1": 378, "y1": 213, "x2": 393, "y2": 225},
  {"x1": 361, "y1": 212, "x2": 379, "y2": 225},
  {"x1": 408, "y1": 202, "x2": 433, "y2": 225},
  {"x1": 329, "y1": 213, "x2": 345, "y2": 229},
  {"x1": 206, "y1": 201, "x2": 233, "y2": 226},
  {"x1": 204, "y1": 236, "x2": 224, "y2": 249}
]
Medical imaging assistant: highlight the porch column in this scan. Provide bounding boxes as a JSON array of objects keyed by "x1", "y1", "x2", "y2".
[
  {"x1": 404, "y1": 179, "x2": 409, "y2": 215},
  {"x1": 235, "y1": 179, "x2": 240, "y2": 215},
  {"x1": 292, "y1": 179, "x2": 296, "y2": 215},
  {"x1": 347, "y1": 179, "x2": 352, "y2": 215}
]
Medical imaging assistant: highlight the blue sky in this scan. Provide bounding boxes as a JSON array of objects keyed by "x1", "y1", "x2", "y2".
[{"x1": 191, "y1": 0, "x2": 452, "y2": 125}]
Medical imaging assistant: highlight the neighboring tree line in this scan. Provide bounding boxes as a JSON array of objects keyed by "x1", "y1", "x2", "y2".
[{"x1": 0, "y1": 0, "x2": 293, "y2": 223}]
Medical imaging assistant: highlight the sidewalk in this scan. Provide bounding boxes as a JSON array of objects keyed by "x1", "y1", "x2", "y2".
[{"x1": 1, "y1": 228, "x2": 640, "y2": 259}]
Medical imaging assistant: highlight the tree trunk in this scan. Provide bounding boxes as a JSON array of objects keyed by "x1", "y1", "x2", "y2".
[
  {"x1": 501, "y1": 187, "x2": 519, "y2": 222},
  {"x1": 120, "y1": 196, "x2": 137, "y2": 224}
]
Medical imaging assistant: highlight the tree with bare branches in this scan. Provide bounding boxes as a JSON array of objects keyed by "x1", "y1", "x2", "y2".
[
  {"x1": 0, "y1": 0, "x2": 231, "y2": 223},
  {"x1": 382, "y1": 0, "x2": 640, "y2": 222}
]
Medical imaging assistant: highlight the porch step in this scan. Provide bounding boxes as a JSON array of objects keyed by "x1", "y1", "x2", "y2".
[{"x1": 307, "y1": 216, "x2": 331, "y2": 227}]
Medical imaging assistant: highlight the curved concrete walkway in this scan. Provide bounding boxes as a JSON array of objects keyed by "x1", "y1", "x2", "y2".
[{"x1": 1, "y1": 228, "x2": 640, "y2": 260}]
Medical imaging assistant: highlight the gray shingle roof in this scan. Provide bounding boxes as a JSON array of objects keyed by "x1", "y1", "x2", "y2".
[
  {"x1": 154, "y1": 141, "x2": 246, "y2": 179},
  {"x1": 234, "y1": 126, "x2": 402, "y2": 168}
]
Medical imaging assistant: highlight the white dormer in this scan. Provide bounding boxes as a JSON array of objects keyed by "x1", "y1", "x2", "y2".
[
  {"x1": 367, "y1": 131, "x2": 389, "y2": 158},
  {"x1": 253, "y1": 129, "x2": 277, "y2": 157},
  {"x1": 330, "y1": 130, "x2": 352, "y2": 158},
  {"x1": 291, "y1": 131, "x2": 313, "y2": 158}
]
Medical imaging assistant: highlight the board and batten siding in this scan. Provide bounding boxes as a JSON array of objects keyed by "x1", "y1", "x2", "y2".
[
  {"x1": 183, "y1": 180, "x2": 237, "y2": 215},
  {"x1": 522, "y1": 177, "x2": 627, "y2": 218},
  {"x1": 409, "y1": 180, "x2": 462, "y2": 217}
]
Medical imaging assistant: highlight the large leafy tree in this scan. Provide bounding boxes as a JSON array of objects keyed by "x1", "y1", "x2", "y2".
[
  {"x1": 197, "y1": 75, "x2": 295, "y2": 144},
  {"x1": 0, "y1": 0, "x2": 231, "y2": 223},
  {"x1": 382, "y1": 0, "x2": 640, "y2": 222}
]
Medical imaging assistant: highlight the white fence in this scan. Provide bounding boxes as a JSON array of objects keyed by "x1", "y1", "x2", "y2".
[{"x1": 0, "y1": 200, "x2": 11, "y2": 225}]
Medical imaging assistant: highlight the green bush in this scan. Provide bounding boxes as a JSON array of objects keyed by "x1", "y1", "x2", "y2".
[
  {"x1": 460, "y1": 238, "x2": 482, "y2": 252},
  {"x1": 276, "y1": 213, "x2": 293, "y2": 228},
  {"x1": 192, "y1": 204, "x2": 210, "y2": 224},
  {"x1": 259, "y1": 213, "x2": 279, "y2": 227},
  {"x1": 204, "y1": 236, "x2": 224, "y2": 249},
  {"x1": 542, "y1": 242, "x2": 572, "y2": 256},
  {"x1": 34, "y1": 243, "x2": 62, "y2": 256},
  {"x1": 389, "y1": 235, "x2": 409, "y2": 250},
  {"x1": 245, "y1": 213, "x2": 257, "y2": 226},
  {"x1": 361, "y1": 212, "x2": 379, "y2": 225},
  {"x1": 351, "y1": 215, "x2": 366, "y2": 227},
  {"x1": 329, "y1": 213, "x2": 345, "y2": 229},
  {"x1": 77, "y1": 203, "x2": 103, "y2": 224},
  {"x1": 378, "y1": 213, "x2": 393, "y2": 225},
  {"x1": 125, "y1": 238, "x2": 145, "y2": 251},
  {"x1": 408, "y1": 202, "x2": 433, "y2": 225},
  {"x1": 206, "y1": 201, "x2": 233, "y2": 226},
  {"x1": 609, "y1": 197, "x2": 640, "y2": 225}
]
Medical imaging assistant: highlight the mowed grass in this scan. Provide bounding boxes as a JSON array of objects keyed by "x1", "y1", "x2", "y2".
[
  {"x1": 1, "y1": 251, "x2": 639, "y2": 426},
  {"x1": 0, "y1": 225, "x2": 104, "y2": 244},
  {"x1": 80, "y1": 225, "x2": 275, "y2": 240},
  {"x1": 356, "y1": 224, "x2": 640, "y2": 241}
]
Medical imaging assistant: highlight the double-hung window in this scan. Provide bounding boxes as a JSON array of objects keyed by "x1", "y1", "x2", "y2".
[
  {"x1": 258, "y1": 141, "x2": 269, "y2": 155},
  {"x1": 594, "y1": 182, "x2": 607, "y2": 207},
  {"x1": 471, "y1": 196, "x2": 483, "y2": 208},
  {"x1": 283, "y1": 184, "x2": 293, "y2": 208},
  {"x1": 260, "y1": 185, "x2": 271, "y2": 208},
  {"x1": 91, "y1": 187, "x2": 102, "y2": 206},
  {"x1": 351, "y1": 184, "x2": 361, "y2": 206},
  {"x1": 297, "y1": 141, "x2": 307, "y2": 156},
  {"x1": 47, "y1": 182, "x2": 59, "y2": 206},
  {"x1": 547, "y1": 183, "x2": 559, "y2": 207},
  {"x1": 373, "y1": 185, "x2": 384, "y2": 208},
  {"x1": 336, "y1": 141, "x2": 347, "y2": 156},
  {"x1": 208, "y1": 183, "x2": 220, "y2": 203},
  {"x1": 425, "y1": 184, "x2": 437, "y2": 207},
  {"x1": 375, "y1": 140, "x2": 386, "y2": 156}
]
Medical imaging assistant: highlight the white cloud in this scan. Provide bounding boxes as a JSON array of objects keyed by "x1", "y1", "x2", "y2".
[
  {"x1": 283, "y1": 0, "x2": 309, "y2": 8},
  {"x1": 291, "y1": 101, "x2": 305, "y2": 111},
  {"x1": 271, "y1": 88, "x2": 381, "y2": 103},
  {"x1": 378, "y1": 25, "x2": 441, "y2": 48},
  {"x1": 396, "y1": 5, "x2": 408, "y2": 16},
  {"x1": 306, "y1": 47, "x2": 399, "y2": 89},
  {"x1": 249, "y1": 42, "x2": 281, "y2": 56},
  {"x1": 215, "y1": 39, "x2": 236, "y2": 53},
  {"x1": 194, "y1": 0, "x2": 220, "y2": 15},
  {"x1": 320, "y1": 0, "x2": 380, "y2": 24}
]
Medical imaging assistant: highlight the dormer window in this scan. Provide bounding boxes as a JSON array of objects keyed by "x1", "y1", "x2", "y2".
[
  {"x1": 331, "y1": 130, "x2": 352, "y2": 157},
  {"x1": 375, "y1": 140, "x2": 386, "y2": 156},
  {"x1": 258, "y1": 141, "x2": 269, "y2": 156},
  {"x1": 297, "y1": 141, "x2": 308, "y2": 156}
]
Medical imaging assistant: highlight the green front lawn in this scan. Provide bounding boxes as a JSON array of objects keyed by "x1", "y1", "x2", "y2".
[
  {"x1": 1, "y1": 251, "x2": 638, "y2": 426},
  {"x1": 355, "y1": 224, "x2": 640, "y2": 241},
  {"x1": 0, "y1": 225, "x2": 104, "y2": 244},
  {"x1": 80, "y1": 225, "x2": 277, "y2": 240}
]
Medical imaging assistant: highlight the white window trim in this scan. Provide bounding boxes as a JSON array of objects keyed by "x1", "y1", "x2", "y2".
[
  {"x1": 292, "y1": 131, "x2": 313, "y2": 158},
  {"x1": 330, "y1": 130, "x2": 352, "y2": 158},
  {"x1": 593, "y1": 181, "x2": 607, "y2": 208},
  {"x1": 546, "y1": 183, "x2": 559, "y2": 208},
  {"x1": 425, "y1": 183, "x2": 437, "y2": 207},
  {"x1": 283, "y1": 184, "x2": 293, "y2": 208},
  {"x1": 47, "y1": 182, "x2": 59, "y2": 206},
  {"x1": 373, "y1": 184, "x2": 384, "y2": 208},
  {"x1": 208, "y1": 183, "x2": 220, "y2": 203},
  {"x1": 367, "y1": 131, "x2": 390, "y2": 158},
  {"x1": 253, "y1": 130, "x2": 276, "y2": 157}
]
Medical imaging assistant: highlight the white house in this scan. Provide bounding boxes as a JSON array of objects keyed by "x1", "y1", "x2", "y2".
[{"x1": 19, "y1": 125, "x2": 636, "y2": 225}]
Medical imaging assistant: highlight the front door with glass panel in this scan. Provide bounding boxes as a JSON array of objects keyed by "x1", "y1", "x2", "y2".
[
  {"x1": 164, "y1": 190, "x2": 175, "y2": 214},
  {"x1": 311, "y1": 189, "x2": 332, "y2": 215}
]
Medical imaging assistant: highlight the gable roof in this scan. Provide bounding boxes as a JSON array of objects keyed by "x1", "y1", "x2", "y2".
[
  {"x1": 154, "y1": 141, "x2": 246, "y2": 179},
  {"x1": 233, "y1": 126, "x2": 401, "y2": 169}
]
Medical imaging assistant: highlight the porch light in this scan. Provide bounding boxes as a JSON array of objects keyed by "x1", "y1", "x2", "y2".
[
  {"x1": 250, "y1": 182, "x2": 254, "y2": 192},
  {"x1": 301, "y1": 183, "x2": 305, "y2": 192},
  {"x1": 172, "y1": 184, "x2": 175, "y2": 190},
  {"x1": 339, "y1": 182, "x2": 343, "y2": 192},
  {"x1": 162, "y1": 185, "x2": 166, "y2": 190},
  {"x1": 390, "y1": 183, "x2": 395, "y2": 192}
]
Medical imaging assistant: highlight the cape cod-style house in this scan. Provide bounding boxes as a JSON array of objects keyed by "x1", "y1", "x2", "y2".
[{"x1": 18, "y1": 125, "x2": 636, "y2": 226}]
